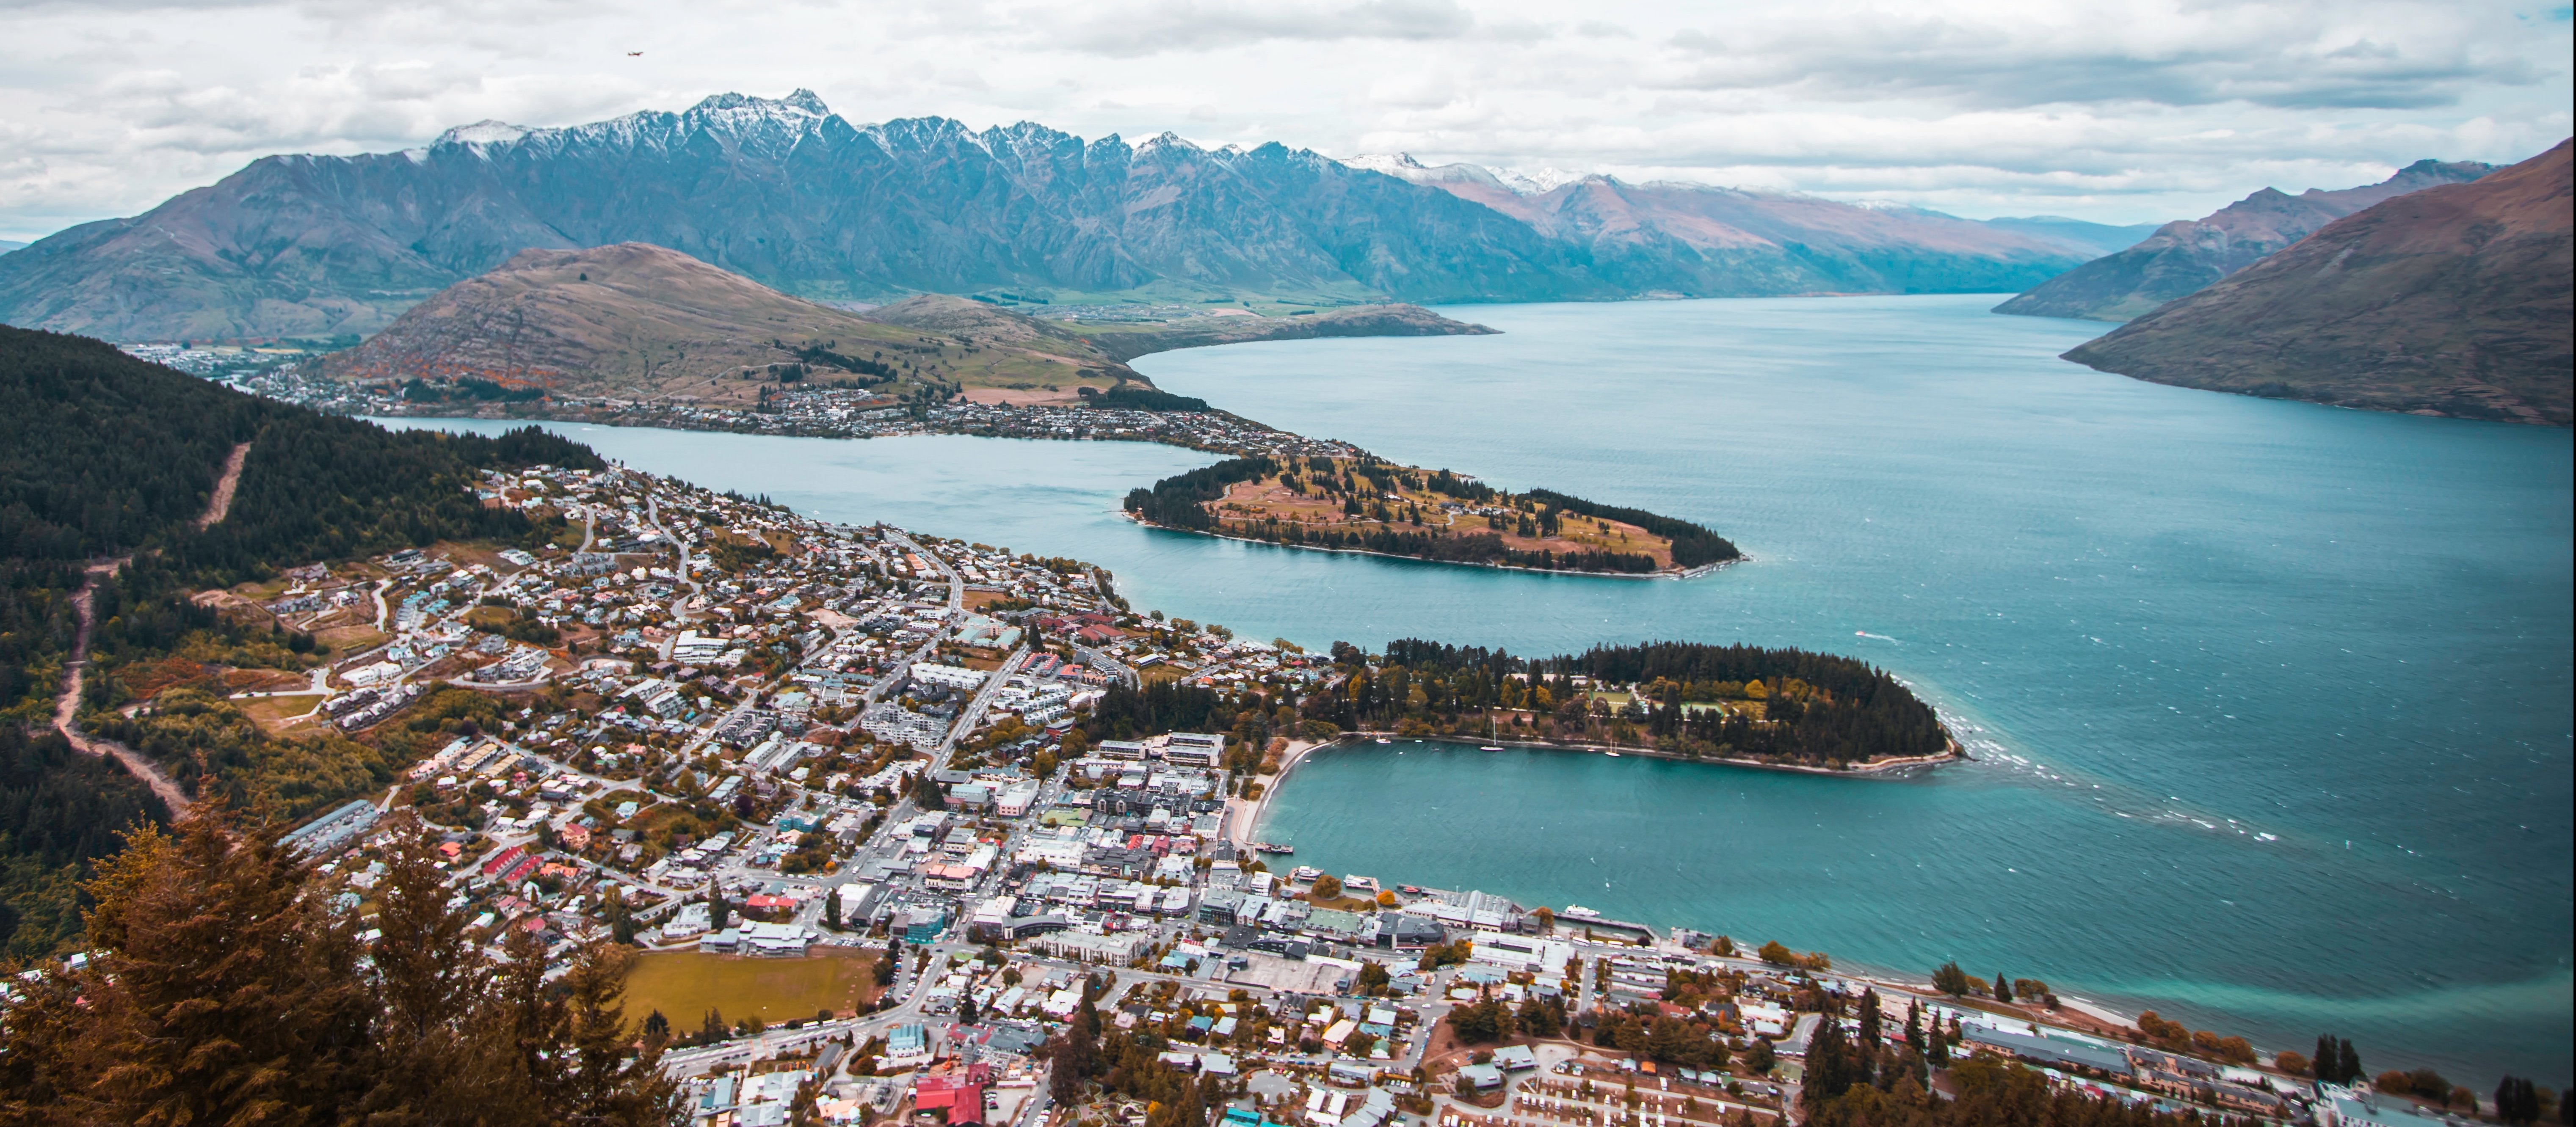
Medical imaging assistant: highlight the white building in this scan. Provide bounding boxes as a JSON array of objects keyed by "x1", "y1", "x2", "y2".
[
  {"x1": 1466, "y1": 931, "x2": 1574, "y2": 975},
  {"x1": 905, "y1": 663, "x2": 989, "y2": 692},
  {"x1": 1162, "y1": 733, "x2": 1225, "y2": 767}
]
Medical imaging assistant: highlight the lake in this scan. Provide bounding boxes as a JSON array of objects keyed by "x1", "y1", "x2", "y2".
[{"x1": 396, "y1": 293, "x2": 2573, "y2": 1083}]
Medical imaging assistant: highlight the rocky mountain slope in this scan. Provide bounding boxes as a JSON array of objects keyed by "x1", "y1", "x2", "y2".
[
  {"x1": 1994, "y1": 160, "x2": 2494, "y2": 322},
  {"x1": 315, "y1": 243, "x2": 1489, "y2": 406},
  {"x1": 1346, "y1": 154, "x2": 2119, "y2": 296},
  {"x1": 2061, "y1": 140, "x2": 2571, "y2": 425},
  {"x1": 1, "y1": 91, "x2": 2100, "y2": 342}
]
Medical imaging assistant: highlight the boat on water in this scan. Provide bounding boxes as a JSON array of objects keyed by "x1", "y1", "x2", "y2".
[
  {"x1": 1480, "y1": 745, "x2": 1503, "y2": 752},
  {"x1": 1252, "y1": 841, "x2": 1295, "y2": 855},
  {"x1": 1605, "y1": 751, "x2": 1622, "y2": 757},
  {"x1": 1374, "y1": 737, "x2": 1391, "y2": 744}
]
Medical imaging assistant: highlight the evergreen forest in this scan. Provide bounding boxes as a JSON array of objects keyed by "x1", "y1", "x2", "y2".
[{"x1": 1301, "y1": 638, "x2": 1950, "y2": 766}]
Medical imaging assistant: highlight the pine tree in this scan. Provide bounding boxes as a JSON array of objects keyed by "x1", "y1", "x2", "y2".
[
  {"x1": 1804, "y1": 1017, "x2": 1853, "y2": 1105},
  {"x1": 1857, "y1": 989, "x2": 1882, "y2": 1049},
  {"x1": 538, "y1": 942, "x2": 683, "y2": 1124},
  {"x1": 56, "y1": 812, "x2": 376, "y2": 1123},
  {"x1": 1993, "y1": 973, "x2": 2012, "y2": 1003},
  {"x1": 2317, "y1": 1036, "x2": 2340, "y2": 1082},
  {"x1": 2338, "y1": 1039, "x2": 2363, "y2": 1086}
]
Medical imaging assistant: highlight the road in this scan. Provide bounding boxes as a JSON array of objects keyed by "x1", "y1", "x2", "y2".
[{"x1": 643, "y1": 491, "x2": 705, "y2": 644}]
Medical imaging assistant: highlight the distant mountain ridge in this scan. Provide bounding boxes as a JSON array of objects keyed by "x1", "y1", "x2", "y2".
[
  {"x1": 1994, "y1": 159, "x2": 2495, "y2": 322},
  {"x1": 0, "y1": 90, "x2": 2107, "y2": 342},
  {"x1": 1343, "y1": 152, "x2": 2137, "y2": 295},
  {"x1": 2062, "y1": 140, "x2": 2571, "y2": 426}
]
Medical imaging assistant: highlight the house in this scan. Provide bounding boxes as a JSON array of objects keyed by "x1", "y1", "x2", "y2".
[{"x1": 1455, "y1": 1065, "x2": 1505, "y2": 1093}]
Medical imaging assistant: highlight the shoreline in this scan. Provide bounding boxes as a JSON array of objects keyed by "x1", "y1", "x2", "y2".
[
  {"x1": 1329, "y1": 730, "x2": 1958, "y2": 777},
  {"x1": 1127, "y1": 512, "x2": 1738, "y2": 581},
  {"x1": 1241, "y1": 731, "x2": 1960, "y2": 843}
]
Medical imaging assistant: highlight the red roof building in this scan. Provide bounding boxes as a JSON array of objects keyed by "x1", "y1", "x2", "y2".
[{"x1": 915, "y1": 1064, "x2": 991, "y2": 1126}]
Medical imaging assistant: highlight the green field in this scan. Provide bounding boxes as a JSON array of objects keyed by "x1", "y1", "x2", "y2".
[{"x1": 622, "y1": 948, "x2": 877, "y2": 1032}]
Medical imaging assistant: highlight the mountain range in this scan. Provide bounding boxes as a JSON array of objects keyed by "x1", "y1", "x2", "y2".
[
  {"x1": 0, "y1": 90, "x2": 2123, "y2": 343},
  {"x1": 2063, "y1": 140, "x2": 2571, "y2": 426},
  {"x1": 1993, "y1": 159, "x2": 2495, "y2": 322}
]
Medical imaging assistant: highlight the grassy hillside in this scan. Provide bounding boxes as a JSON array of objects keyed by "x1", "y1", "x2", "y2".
[{"x1": 2062, "y1": 140, "x2": 2571, "y2": 425}]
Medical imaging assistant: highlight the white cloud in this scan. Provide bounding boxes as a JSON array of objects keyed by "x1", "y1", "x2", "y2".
[{"x1": 0, "y1": 0, "x2": 2565, "y2": 240}]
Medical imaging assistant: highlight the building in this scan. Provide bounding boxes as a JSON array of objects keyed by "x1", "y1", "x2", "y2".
[
  {"x1": 915, "y1": 1064, "x2": 990, "y2": 1127},
  {"x1": 1028, "y1": 930, "x2": 1152, "y2": 964},
  {"x1": 906, "y1": 663, "x2": 989, "y2": 692},
  {"x1": 1162, "y1": 733, "x2": 1225, "y2": 767},
  {"x1": 1466, "y1": 931, "x2": 1572, "y2": 975},
  {"x1": 660, "y1": 901, "x2": 713, "y2": 941},
  {"x1": 1097, "y1": 740, "x2": 1149, "y2": 761},
  {"x1": 279, "y1": 799, "x2": 379, "y2": 857},
  {"x1": 886, "y1": 1023, "x2": 933, "y2": 1067},
  {"x1": 741, "y1": 920, "x2": 813, "y2": 957}
]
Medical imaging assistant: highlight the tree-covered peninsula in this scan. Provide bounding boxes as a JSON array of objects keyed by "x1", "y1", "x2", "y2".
[
  {"x1": 1307, "y1": 638, "x2": 1954, "y2": 770},
  {"x1": 1124, "y1": 455, "x2": 1740, "y2": 576}
]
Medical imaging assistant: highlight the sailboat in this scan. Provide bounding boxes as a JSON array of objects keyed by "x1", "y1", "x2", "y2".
[{"x1": 1480, "y1": 709, "x2": 1502, "y2": 752}]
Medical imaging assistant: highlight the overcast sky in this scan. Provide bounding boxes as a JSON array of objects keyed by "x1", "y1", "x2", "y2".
[{"x1": 1, "y1": 0, "x2": 2569, "y2": 241}]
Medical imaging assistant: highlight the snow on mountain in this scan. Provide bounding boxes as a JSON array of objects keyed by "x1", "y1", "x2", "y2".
[
  {"x1": 1496, "y1": 166, "x2": 1595, "y2": 194},
  {"x1": 435, "y1": 121, "x2": 536, "y2": 147}
]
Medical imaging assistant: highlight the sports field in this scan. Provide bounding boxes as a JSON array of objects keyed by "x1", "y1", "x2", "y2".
[{"x1": 622, "y1": 948, "x2": 878, "y2": 1032}]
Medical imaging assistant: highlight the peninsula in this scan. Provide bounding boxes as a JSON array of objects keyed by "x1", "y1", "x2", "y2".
[{"x1": 1123, "y1": 455, "x2": 1740, "y2": 576}]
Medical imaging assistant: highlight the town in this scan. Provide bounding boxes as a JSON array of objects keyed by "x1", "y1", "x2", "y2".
[
  {"x1": 214, "y1": 459, "x2": 2458, "y2": 1127},
  {"x1": 235, "y1": 363, "x2": 1366, "y2": 463}
]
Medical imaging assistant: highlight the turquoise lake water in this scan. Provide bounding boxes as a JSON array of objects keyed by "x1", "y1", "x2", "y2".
[{"x1": 397, "y1": 294, "x2": 2573, "y2": 1083}]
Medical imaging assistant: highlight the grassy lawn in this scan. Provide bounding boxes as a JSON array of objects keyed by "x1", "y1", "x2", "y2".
[
  {"x1": 315, "y1": 624, "x2": 389, "y2": 653},
  {"x1": 622, "y1": 948, "x2": 879, "y2": 1033},
  {"x1": 235, "y1": 694, "x2": 324, "y2": 733}
]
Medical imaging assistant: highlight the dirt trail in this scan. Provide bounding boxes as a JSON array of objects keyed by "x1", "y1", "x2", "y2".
[
  {"x1": 193, "y1": 441, "x2": 252, "y2": 530},
  {"x1": 47, "y1": 442, "x2": 252, "y2": 818},
  {"x1": 55, "y1": 562, "x2": 195, "y2": 817}
]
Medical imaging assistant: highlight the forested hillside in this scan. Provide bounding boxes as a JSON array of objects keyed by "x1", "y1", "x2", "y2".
[{"x1": 0, "y1": 325, "x2": 604, "y2": 954}]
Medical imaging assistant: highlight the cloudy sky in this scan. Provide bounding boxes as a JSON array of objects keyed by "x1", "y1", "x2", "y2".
[{"x1": 1, "y1": 0, "x2": 2568, "y2": 241}]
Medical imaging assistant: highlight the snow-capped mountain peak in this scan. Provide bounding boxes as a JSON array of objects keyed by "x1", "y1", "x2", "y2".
[
  {"x1": 1341, "y1": 153, "x2": 1430, "y2": 177},
  {"x1": 435, "y1": 120, "x2": 535, "y2": 147},
  {"x1": 1496, "y1": 166, "x2": 1595, "y2": 194},
  {"x1": 687, "y1": 89, "x2": 832, "y2": 119}
]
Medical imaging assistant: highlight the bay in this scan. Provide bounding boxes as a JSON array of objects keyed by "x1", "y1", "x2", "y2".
[{"x1": 396, "y1": 293, "x2": 2573, "y2": 1083}]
